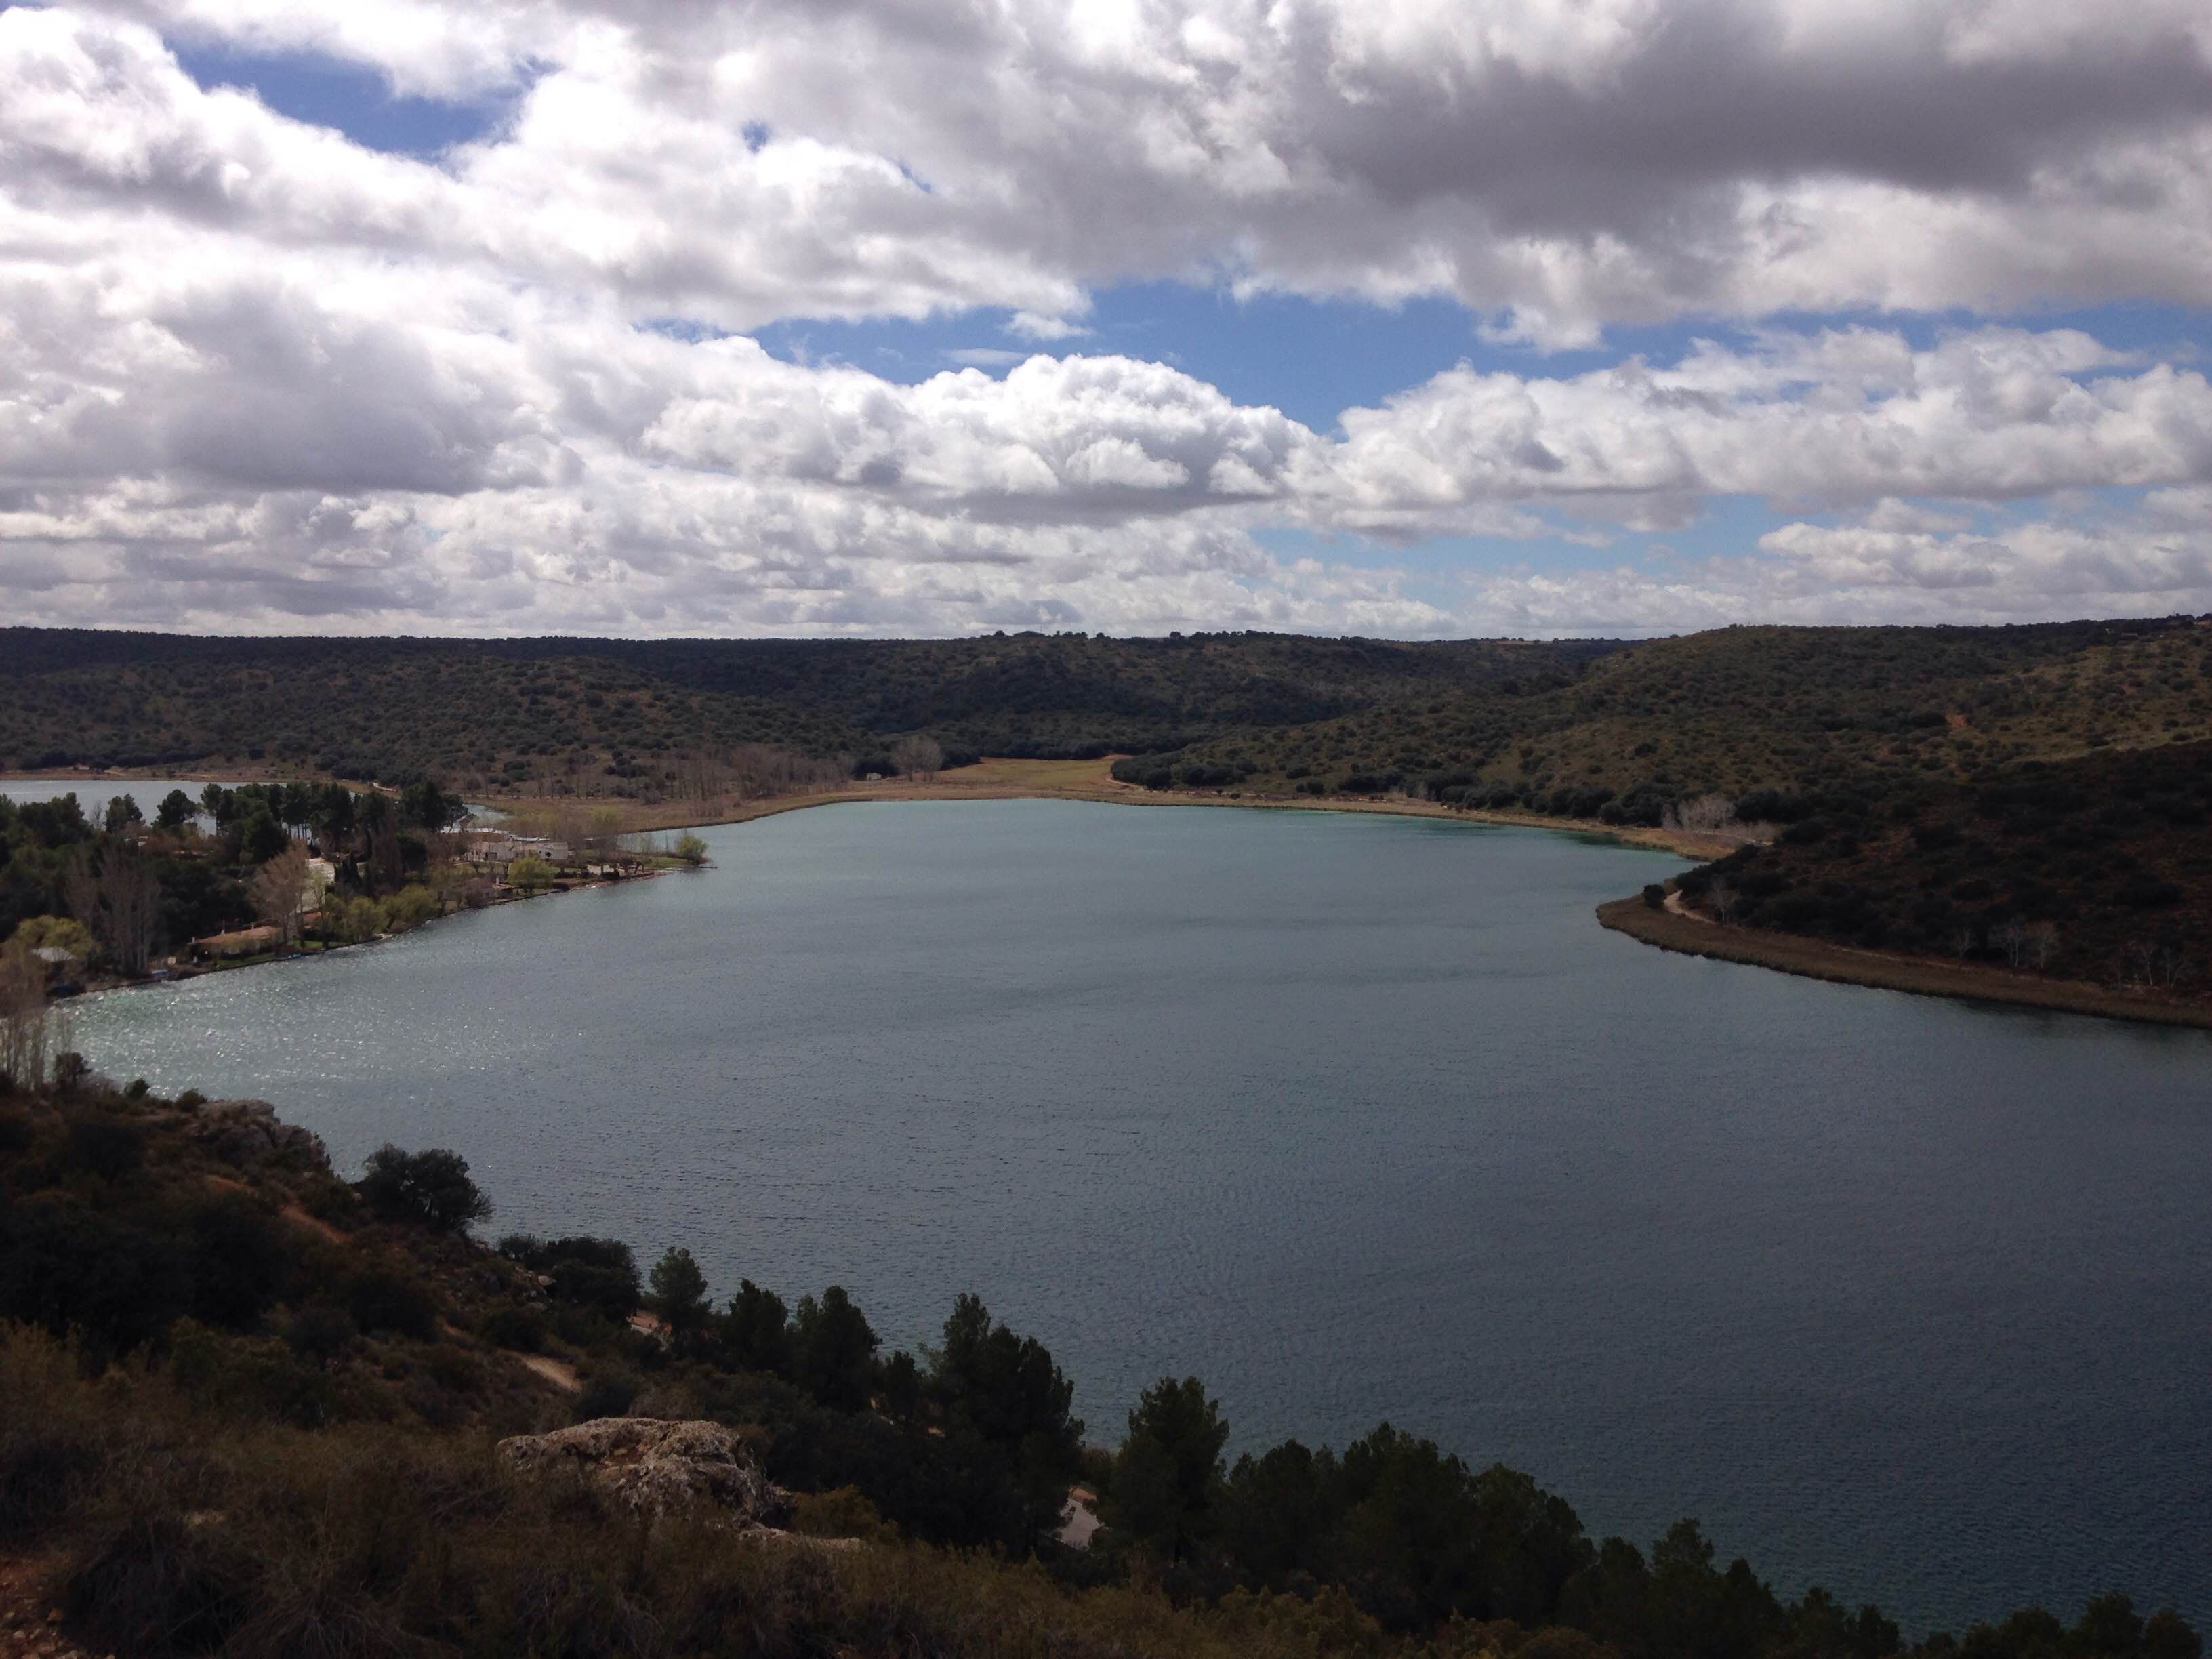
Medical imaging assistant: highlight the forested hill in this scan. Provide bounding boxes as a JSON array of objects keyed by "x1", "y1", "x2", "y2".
[
  {"x1": 0, "y1": 628, "x2": 1615, "y2": 789},
  {"x1": 1147, "y1": 617, "x2": 2212, "y2": 819},
  {"x1": 1660, "y1": 737, "x2": 2212, "y2": 998},
  {"x1": 2, "y1": 620, "x2": 2209, "y2": 812}
]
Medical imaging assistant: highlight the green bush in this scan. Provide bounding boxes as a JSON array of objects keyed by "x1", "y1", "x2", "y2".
[
  {"x1": 340, "y1": 1262, "x2": 438, "y2": 1340},
  {"x1": 574, "y1": 1372, "x2": 638, "y2": 1421},
  {"x1": 354, "y1": 1145, "x2": 493, "y2": 1231},
  {"x1": 480, "y1": 1305, "x2": 548, "y2": 1353},
  {"x1": 382, "y1": 885, "x2": 441, "y2": 928},
  {"x1": 500, "y1": 1234, "x2": 640, "y2": 1320},
  {"x1": 2118, "y1": 873, "x2": 2183, "y2": 907},
  {"x1": 67, "y1": 1113, "x2": 146, "y2": 1181},
  {"x1": 169, "y1": 1319, "x2": 332, "y2": 1426},
  {"x1": 283, "y1": 1303, "x2": 358, "y2": 1368}
]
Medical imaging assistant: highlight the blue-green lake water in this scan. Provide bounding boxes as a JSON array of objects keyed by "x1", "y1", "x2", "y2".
[{"x1": 55, "y1": 800, "x2": 2212, "y2": 1634}]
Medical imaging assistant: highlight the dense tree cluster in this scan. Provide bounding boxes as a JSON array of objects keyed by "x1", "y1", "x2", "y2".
[
  {"x1": 0, "y1": 626, "x2": 1614, "y2": 794},
  {"x1": 0, "y1": 776, "x2": 498, "y2": 989},
  {"x1": 489, "y1": 1233, "x2": 1088, "y2": 1555},
  {"x1": 1151, "y1": 620, "x2": 2212, "y2": 815},
  {"x1": 8, "y1": 623, "x2": 2211, "y2": 824}
]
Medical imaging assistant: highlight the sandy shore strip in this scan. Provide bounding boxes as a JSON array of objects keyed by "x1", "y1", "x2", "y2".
[
  {"x1": 510, "y1": 756, "x2": 1745, "y2": 863},
  {"x1": 1597, "y1": 896, "x2": 2212, "y2": 1031}
]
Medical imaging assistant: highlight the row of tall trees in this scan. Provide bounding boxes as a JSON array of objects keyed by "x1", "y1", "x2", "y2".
[{"x1": 667, "y1": 742, "x2": 853, "y2": 804}]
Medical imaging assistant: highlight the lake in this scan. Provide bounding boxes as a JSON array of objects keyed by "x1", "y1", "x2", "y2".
[{"x1": 57, "y1": 798, "x2": 2212, "y2": 1635}]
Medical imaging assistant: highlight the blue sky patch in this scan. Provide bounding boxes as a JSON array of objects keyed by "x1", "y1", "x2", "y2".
[
  {"x1": 171, "y1": 40, "x2": 525, "y2": 158},
  {"x1": 754, "y1": 285, "x2": 2212, "y2": 435}
]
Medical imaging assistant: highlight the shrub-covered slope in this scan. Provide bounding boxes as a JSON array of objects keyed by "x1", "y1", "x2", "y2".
[
  {"x1": 1153, "y1": 619, "x2": 2212, "y2": 813},
  {"x1": 1664, "y1": 738, "x2": 2212, "y2": 997},
  {"x1": 8, "y1": 621, "x2": 2210, "y2": 814},
  {"x1": 0, "y1": 628, "x2": 1616, "y2": 788}
]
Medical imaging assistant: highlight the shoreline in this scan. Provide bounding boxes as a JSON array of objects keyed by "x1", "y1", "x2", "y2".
[
  {"x1": 49, "y1": 763, "x2": 2201, "y2": 1031},
  {"x1": 506, "y1": 758, "x2": 1746, "y2": 863},
  {"x1": 4, "y1": 760, "x2": 1737, "y2": 862},
  {"x1": 1596, "y1": 897, "x2": 2212, "y2": 1031},
  {"x1": 66, "y1": 864, "x2": 683, "y2": 1000}
]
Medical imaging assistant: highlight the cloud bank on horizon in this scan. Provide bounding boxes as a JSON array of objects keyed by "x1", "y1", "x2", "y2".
[{"x1": 3, "y1": 0, "x2": 2211, "y2": 638}]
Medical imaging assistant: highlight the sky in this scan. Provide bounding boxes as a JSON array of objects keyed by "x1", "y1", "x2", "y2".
[{"x1": 3, "y1": 1, "x2": 2211, "y2": 639}]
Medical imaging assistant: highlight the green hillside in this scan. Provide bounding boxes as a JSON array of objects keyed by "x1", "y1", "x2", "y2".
[
  {"x1": 1150, "y1": 619, "x2": 2212, "y2": 819},
  {"x1": 7, "y1": 621, "x2": 2211, "y2": 818},
  {"x1": 0, "y1": 628, "x2": 1617, "y2": 792},
  {"x1": 1665, "y1": 738, "x2": 2212, "y2": 994}
]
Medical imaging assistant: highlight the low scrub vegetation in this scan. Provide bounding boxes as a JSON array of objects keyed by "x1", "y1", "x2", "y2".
[
  {"x1": 0, "y1": 626, "x2": 1610, "y2": 794},
  {"x1": 1666, "y1": 738, "x2": 2212, "y2": 999}
]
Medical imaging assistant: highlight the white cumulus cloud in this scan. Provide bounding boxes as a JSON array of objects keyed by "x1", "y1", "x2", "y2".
[{"x1": 3, "y1": 2, "x2": 2211, "y2": 635}]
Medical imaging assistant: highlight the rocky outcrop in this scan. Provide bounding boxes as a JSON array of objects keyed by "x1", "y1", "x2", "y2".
[
  {"x1": 498, "y1": 1418, "x2": 792, "y2": 1529},
  {"x1": 186, "y1": 1099, "x2": 331, "y2": 1172}
]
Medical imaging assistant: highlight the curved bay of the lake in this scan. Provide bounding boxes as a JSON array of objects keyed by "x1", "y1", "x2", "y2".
[{"x1": 64, "y1": 799, "x2": 2212, "y2": 1634}]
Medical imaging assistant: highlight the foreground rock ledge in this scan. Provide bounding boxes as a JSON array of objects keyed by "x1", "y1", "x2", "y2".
[{"x1": 499, "y1": 1418, "x2": 795, "y2": 1530}]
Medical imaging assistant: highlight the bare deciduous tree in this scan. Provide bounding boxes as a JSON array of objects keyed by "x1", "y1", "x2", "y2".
[
  {"x1": 658, "y1": 743, "x2": 850, "y2": 807},
  {"x1": 1705, "y1": 878, "x2": 1740, "y2": 925},
  {"x1": 1990, "y1": 918, "x2": 2059, "y2": 971},
  {"x1": 64, "y1": 841, "x2": 162, "y2": 977},
  {"x1": 742, "y1": 745, "x2": 845, "y2": 798},
  {"x1": 248, "y1": 845, "x2": 313, "y2": 946},
  {"x1": 674, "y1": 747, "x2": 722, "y2": 804},
  {"x1": 0, "y1": 940, "x2": 68, "y2": 1089},
  {"x1": 2121, "y1": 938, "x2": 2192, "y2": 991},
  {"x1": 1663, "y1": 794, "x2": 1740, "y2": 835},
  {"x1": 889, "y1": 736, "x2": 945, "y2": 782}
]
